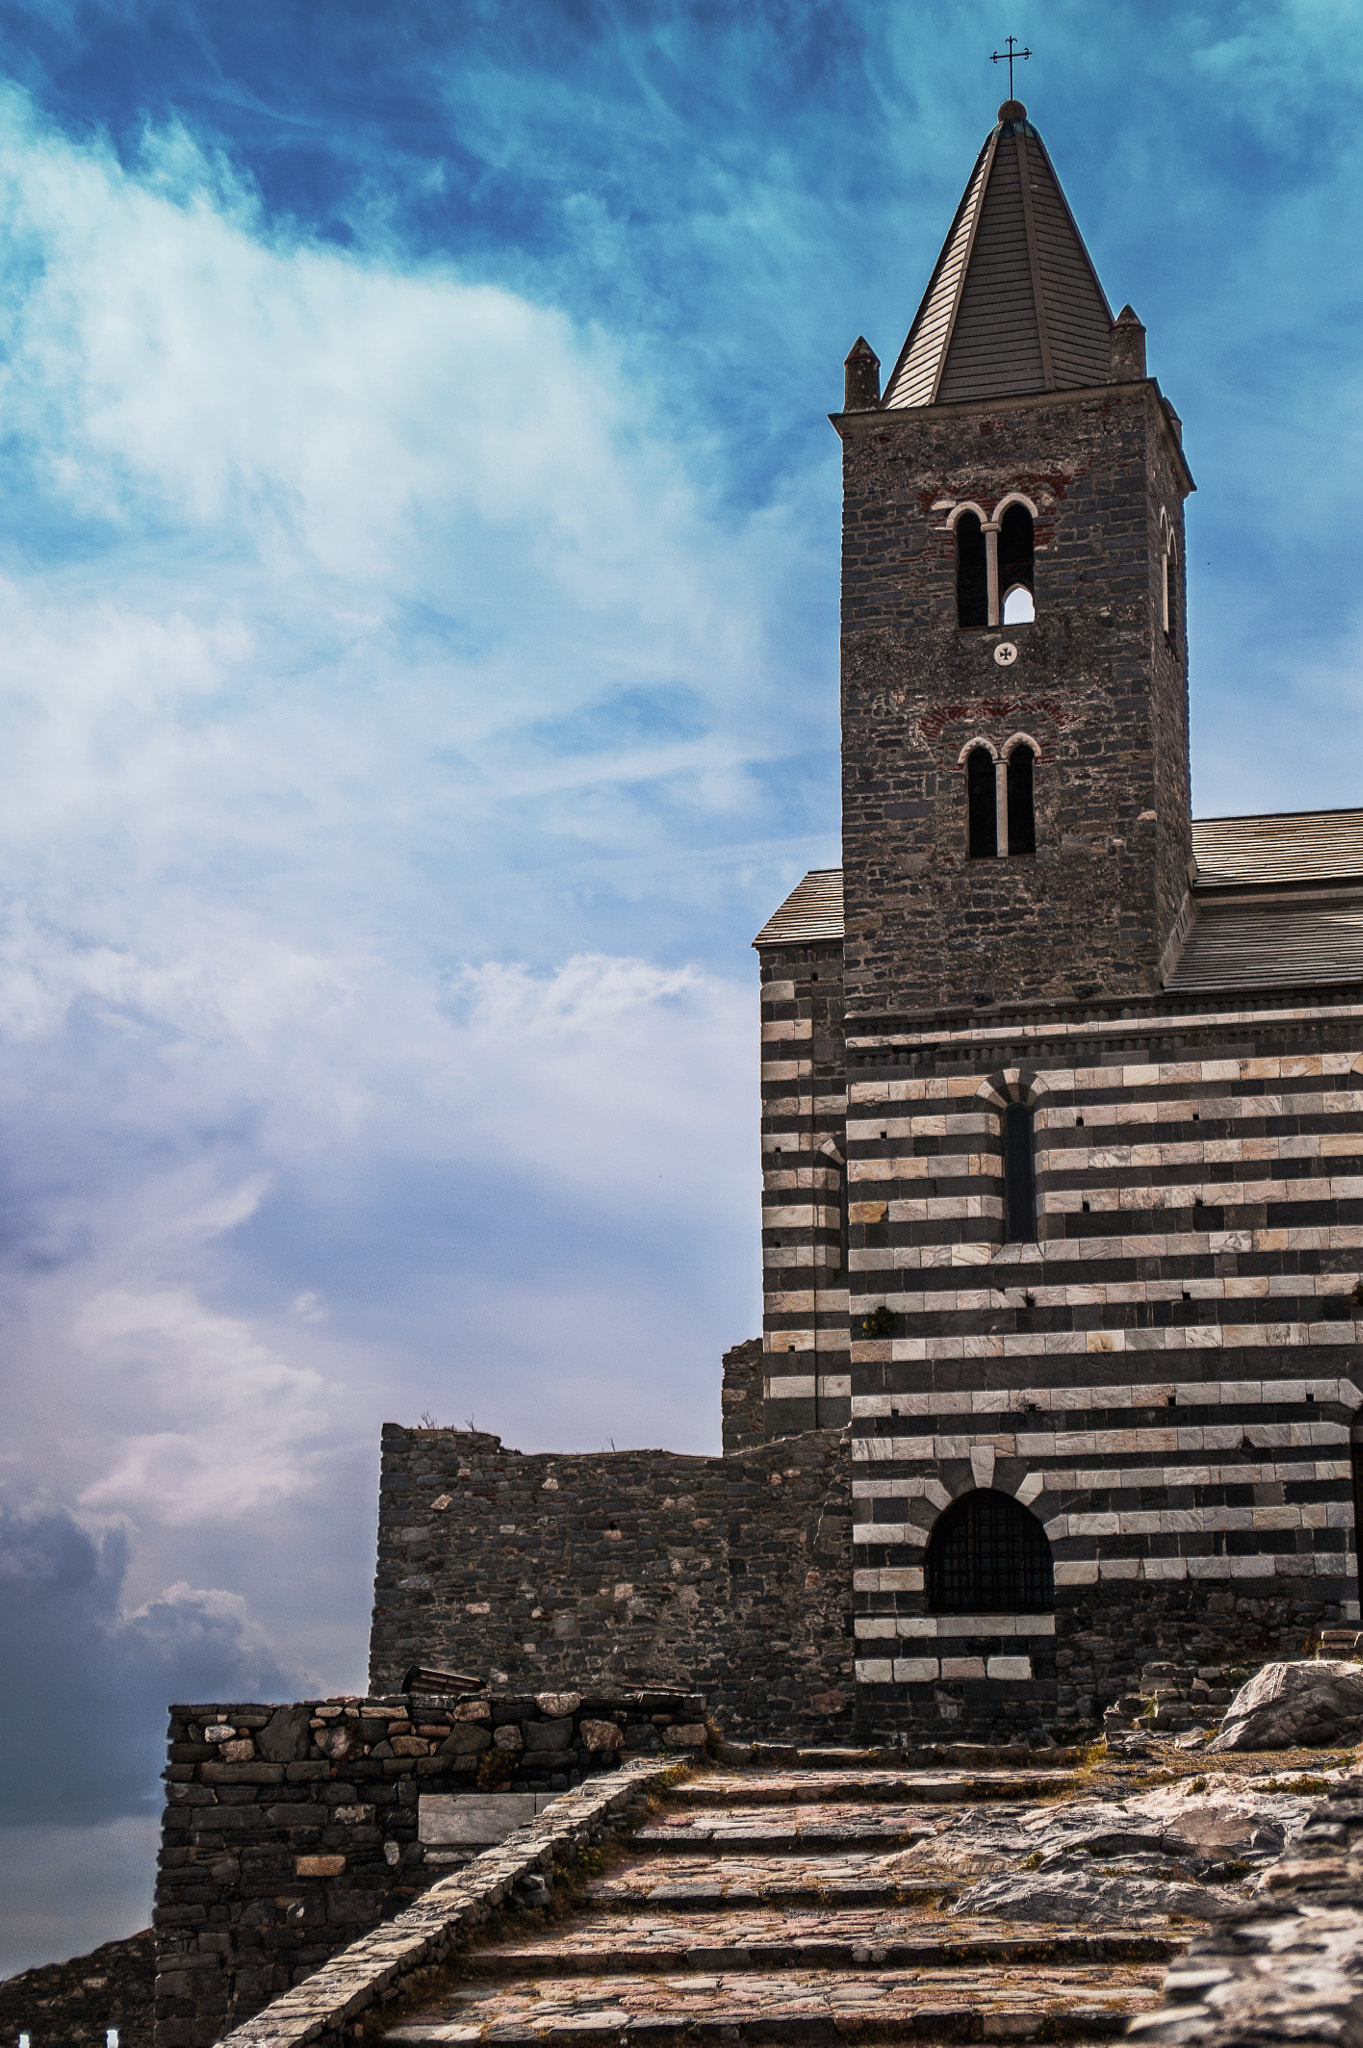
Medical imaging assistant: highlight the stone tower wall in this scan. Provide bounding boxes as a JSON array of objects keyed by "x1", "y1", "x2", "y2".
[{"x1": 837, "y1": 381, "x2": 1193, "y2": 1017}]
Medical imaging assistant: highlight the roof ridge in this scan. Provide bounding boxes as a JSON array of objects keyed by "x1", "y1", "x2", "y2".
[{"x1": 1194, "y1": 805, "x2": 1363, "y2": 825}]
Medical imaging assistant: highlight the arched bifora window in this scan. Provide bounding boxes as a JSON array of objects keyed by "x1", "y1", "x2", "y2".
[
  {"x1": 998, "y1": 503, "x2": 1035, "y2": 624},
  {"x1": 926, "y1": 1488, "x2": 1054, "y2": 1614},
  {"x1": 962, "y1": 736, "x2": 1038, "y2": 860},
  {"x1": 966, "y1": 746, "x2": 997, "y2": 858},
  {"x1": 1003, "y1": 1101, "x2": 1037, "y2": 1242},
  {"x1": 956, "y1": 511, "x2": 988, "y2": 629}
]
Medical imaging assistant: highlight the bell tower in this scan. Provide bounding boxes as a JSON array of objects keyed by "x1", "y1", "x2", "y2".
[{"x1": 835, "y1": 99, "x2": 1195, "y2": 1018}]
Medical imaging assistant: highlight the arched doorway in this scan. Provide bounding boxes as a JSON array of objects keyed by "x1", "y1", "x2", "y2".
[{"x1": 925, "y1": 1489, "x2": 1054, "y2": 1614}]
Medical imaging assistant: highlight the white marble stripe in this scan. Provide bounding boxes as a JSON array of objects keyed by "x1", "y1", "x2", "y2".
[
  {"x1": 855, "y1": 1613, "x2": 1056, "y2": 1639},
  {"x1": 853, "y1": 1458, "x2": 1349, "y2": 1498},
  {"x1": 848, "y1": 1095, "x2": 1363, "y2": 1140},
  {"x1": 848, "y1": 1228, "x2": 1363, "y2": 1273},
  {"x1": 852, "y1": 1521, "x2": 928, "y2": 1546},
  {"x1": 1045, "y1": 1501, "x2": 1353, "y2": 1537},
  {"x1": 1051, "y1": 1554, "x2": 1354, "y2": 1585},
  {"x1": 855, "y1": 1276, "x2": 1361, "y2": 1310},
  {"x1": 850, "y1": 1376, "x2": 1362, "y2": 1418},
  {"x1": 1032, "y1": 1458, "x2": 1349, "y2": 1491},
  {"x1": 853, "y1": 1423, "x2": 1346, "y2": 1457},
  {"x1": 849, "y1": 1322, "x2": 1363, "y2": 1356},
  {"x1": 764, "y1": 1375, "x2": 851, "y2": 1399}
]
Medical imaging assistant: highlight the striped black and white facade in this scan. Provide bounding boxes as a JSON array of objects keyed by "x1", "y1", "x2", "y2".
[{"x1": 750, "y1": 98, "x2": 1363, "y2": 1732}]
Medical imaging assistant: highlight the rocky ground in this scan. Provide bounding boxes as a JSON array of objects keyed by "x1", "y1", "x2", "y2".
[
  {"x1": 381, "y1": 1739, "x2": 1348, "y2": 2047},
  {"x1": 0, "y1": 1928, "x2": 153, "y2": 2048}
]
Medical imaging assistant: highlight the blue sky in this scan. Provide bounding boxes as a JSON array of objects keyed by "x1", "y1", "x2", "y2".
[{"x1": 0, "y1": 0, "x2": 1359, "y2": 1975}]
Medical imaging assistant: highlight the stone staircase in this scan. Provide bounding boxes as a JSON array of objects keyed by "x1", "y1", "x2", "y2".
[{"x1": 383, "y1": 1756, "x2": 1187, "y2": 2047}]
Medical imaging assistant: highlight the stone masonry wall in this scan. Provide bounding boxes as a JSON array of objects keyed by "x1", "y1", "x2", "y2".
[
  {"x1": 154, "y1": 1689, "x2": 683, "y2": 2048},
  {"x1": 367, "y1": 1425, "x2": 855, "y2": 1735},
  {"x1": 719, "y1": 1337, "x2": 764, "y2": 1454}
]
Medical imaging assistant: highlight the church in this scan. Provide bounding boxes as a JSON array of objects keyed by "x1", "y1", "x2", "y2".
[
  {"x1": 365, "y1": 96, "x2": 1363, "y2": 1741},
  {"x1": 751, "y1": 94, "x2": 1363, "y2": 1722}
]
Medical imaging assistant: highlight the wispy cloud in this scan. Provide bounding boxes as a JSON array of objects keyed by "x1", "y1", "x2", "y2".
[{"x1": 0, "y1": 0, "x2": 1355, "y2": 1972}]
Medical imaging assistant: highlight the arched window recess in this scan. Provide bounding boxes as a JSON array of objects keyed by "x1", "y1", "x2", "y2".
[
  {"x1": 1160, "y1": 511, "x2": 1179, "y2": 642},
  {"x1": 962, "y1": 740, "x2": 998, "y2": 859},
  {"x1": 954, "y1": 506, "x2": 988, "y2": 629},
  {"x1": 960, "y1": 734, "x2": 1038, "y2": 861},
  {"x1": 1003, "y1": 1100, "x2": 1038, "y2": 1242},
  {"x1": 1003, "y1": 733, "x2": 1038, "y2": 858},
  {"x1": 925, "y1": 1488, "x2": 1054, "y2": 1614},
  {"x1": 995, "y1": 501, "x2": 1035, "y2": 627}
]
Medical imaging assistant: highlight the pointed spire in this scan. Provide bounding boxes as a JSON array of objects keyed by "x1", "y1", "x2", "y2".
[
  {"x1": 1110, "y1": 304, "x2": 1147, "y2": 381},
  {"x1": 882, "y1": 103, "x2": 1115, "y2": 409},
  {"x1": 843, "y1": 336, "x2": 881, "y2": 411}
]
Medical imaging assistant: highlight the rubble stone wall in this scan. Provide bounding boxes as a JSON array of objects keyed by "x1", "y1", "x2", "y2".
[
  {"x1": 719, "y1": 1337, "x2": 764, "y2": 1455},
  {"x1": 367, "y1": 1424, "x2": 856, "y2": 1734},
  {"x1": 0, "y1": 1929, "x2": 154, "y2": 2048}
]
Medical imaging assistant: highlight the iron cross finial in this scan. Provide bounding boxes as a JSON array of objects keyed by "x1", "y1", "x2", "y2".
[{"x1": 990, "y1": 35, "x2": 1032, "y2": 100}]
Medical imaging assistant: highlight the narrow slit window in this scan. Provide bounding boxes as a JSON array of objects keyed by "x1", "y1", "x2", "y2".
[
  {"x1": 1342, "y1": 1441, "x2": 1350, "y2": 1613},
  {"x1": 1003, "y1": 1102, "x2": 1037, "y2": 1242},
  {"x1": 1006, "y1": 745, "x2": 1036, "y2": 857},
  {"x1": 1163, "y1": 547, "x2": 1179, "y2": 640},
  {"x1": 956, "y1": 512, "x2": 987, "y2": 629},
  {"x1": 997, "y1": 503, "x2": 1034, "y2": 614},
  {"x1": 966, "y1": 747, "x2": 997, "y2": 858}
]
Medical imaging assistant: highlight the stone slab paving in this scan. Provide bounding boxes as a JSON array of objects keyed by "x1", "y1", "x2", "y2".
[
  {"x1": 385, "y1": 1962, "x2": 1157, "y2": 2045},
  {"x1": 629, "y1": 1802, "x2": 945, "y2": 1850},
  {"x1": 672, "y1": 1771, "x2": 1085, "y2": 1807},
  {"x1": 466, "y1": 1907, "x2": 1180, "y2": 1974},
  {"x1": 381, "y1": 1760, "x2": 1195, "y2": 2048},
  {"x1": 589, "y1": 1853, "x2": 965, "y2": 1910}
]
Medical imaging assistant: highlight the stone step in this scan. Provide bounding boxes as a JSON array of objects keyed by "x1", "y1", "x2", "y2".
[
  {"x1": 674, "y1": 1771, "x2": 1085, "y2": 1808},
  {"x1": 467, "y1": 1909, "x2": 1183, "y2": 1977},
  {"x1": 629, "y1": 1805, "x2": 943, "y2": 1852},
  {"x1": 588, "y1": 1864, "x2": 963, "y2": 1909},
  {"x1": 385, "y1": 1963, "x2": 1164, "y2": 2045},
  {"x1": 716, "y1": 1743, "x2": 1091, "y2": 1773}
]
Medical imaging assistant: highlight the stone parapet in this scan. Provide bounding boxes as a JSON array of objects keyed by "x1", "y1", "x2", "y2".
[
  {"x1": 154, "y1": 1691, "x2": 690, "y2": 2048},
  {"x1": 208, "y1": 1760, "x2": 677, "y2": 2048}
]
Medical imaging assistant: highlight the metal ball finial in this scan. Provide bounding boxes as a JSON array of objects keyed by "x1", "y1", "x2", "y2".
[{"x1": 999, "y1": 99, "x2": 1027, "y2": 121}]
